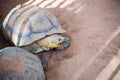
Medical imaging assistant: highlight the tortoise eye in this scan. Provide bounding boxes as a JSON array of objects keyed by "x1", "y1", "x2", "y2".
[{"x1": 58, "y1": 39, "x2": 61, "y2": 41}]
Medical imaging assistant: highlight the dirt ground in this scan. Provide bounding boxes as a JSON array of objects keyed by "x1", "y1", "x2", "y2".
[{"x1": 0, "y1": 0, "x2": 120, "y2": 80}]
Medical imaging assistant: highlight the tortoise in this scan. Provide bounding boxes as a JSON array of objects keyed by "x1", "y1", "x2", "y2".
[
  {"x1": 0, "y1": 47, "x2": 45, "y2": 80},
  {"x1": 2, "y1": 4, "x2": 70, "y2": 53}
]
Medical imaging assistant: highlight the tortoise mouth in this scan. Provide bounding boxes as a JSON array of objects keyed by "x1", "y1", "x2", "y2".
[
  {"x1": 56, "y1": 36, "x2": 70, "y2": 50},
  {"x1": 59, "y1": 40, "x2": 65, "y2": 45}
]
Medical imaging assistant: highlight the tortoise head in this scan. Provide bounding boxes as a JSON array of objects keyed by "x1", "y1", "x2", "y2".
[
  {"x1": 48, "y1": 35, "x2": 65, "y2": 45},
  {"x1": 36, "y1": 35, "x2": 65, "y2": 48}
]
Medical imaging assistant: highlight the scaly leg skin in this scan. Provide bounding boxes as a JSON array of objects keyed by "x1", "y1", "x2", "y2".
[{"x1": 41, "y1": 59, "x2": 48, "y2": 69}]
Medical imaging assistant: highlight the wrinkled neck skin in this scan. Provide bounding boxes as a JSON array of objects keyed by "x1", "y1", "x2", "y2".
[
  {"x1": 22, "y1": 42, "x2": 49, "y2": 54},
  {"x1": 22, "y1": 38, "x2": 60, "y2": 53}
]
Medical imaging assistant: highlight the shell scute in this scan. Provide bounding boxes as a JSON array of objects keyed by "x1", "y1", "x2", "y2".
[{"x1": 3, "y1": 5, "x2": 65, "y2": 46}]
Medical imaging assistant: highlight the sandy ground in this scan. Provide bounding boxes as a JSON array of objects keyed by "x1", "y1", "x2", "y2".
[{"x1": 0, "y1": 0, "x2": 120, "y2": 80}]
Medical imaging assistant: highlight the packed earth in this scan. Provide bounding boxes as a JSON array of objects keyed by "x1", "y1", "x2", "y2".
[{"x1": 0, "y1": 0, "x2": 120, "y2": 80}]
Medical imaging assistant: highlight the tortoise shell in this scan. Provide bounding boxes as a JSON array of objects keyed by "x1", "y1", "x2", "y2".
[
  {"x1": 0, "y1": 47, "x2": 45, "y2": 80},
  {"x1": 2, "y1": 4, "x2": 65, "y2": 46}
]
